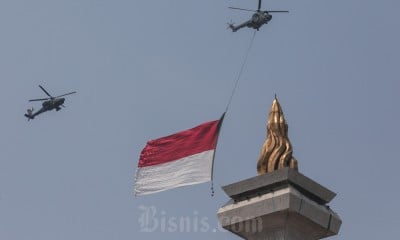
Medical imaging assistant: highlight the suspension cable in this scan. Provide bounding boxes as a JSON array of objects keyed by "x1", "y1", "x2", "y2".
[{"x1": 224, "y1": 30, "x2": 257, "y2": 113}]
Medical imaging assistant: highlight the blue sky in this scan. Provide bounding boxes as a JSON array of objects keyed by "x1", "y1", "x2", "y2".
[{"x1": 0, "y1": 0, "x2": 399, "y2": 239}]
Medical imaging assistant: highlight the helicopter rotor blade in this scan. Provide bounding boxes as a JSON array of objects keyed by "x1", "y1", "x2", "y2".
[
  {"x1": 54, "y1": 91, "x2": 77, "y2": 98},
  {"x1": 29, "y1": 98, "x2": 51, "y2": 102},
  {"x1": 39, "y1": 85, "x2": 53, "y2": 98},
  {"x1": 258, "y1": 0, "x2": 262, "y2": 11},
  {"x1": 228, "y1": 7, "x2": 257, "y2": 13},
  {"x1": 267, "y1": 10, "x2": 289, "y2": 13}
]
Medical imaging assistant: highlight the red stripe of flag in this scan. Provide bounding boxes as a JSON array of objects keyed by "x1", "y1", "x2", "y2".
[{"x1": 138, "y1": 118, "x2": 222, "y2": 168}]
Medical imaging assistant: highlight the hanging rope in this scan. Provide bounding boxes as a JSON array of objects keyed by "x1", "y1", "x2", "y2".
[
  {"x1": 211, "y1": 31, "x2": 257, "y2": 197},
  {"x1": 225, "y1": 30, "x2": 257, "y2": 113}
]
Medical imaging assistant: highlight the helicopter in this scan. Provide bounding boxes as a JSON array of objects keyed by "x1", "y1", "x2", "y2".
[
  {"x1": 24, "y1": 85, "x2": 76, "y2": 120},
  {"x1": 228, "y1": 0, "x2": 288, "y2": 32}
]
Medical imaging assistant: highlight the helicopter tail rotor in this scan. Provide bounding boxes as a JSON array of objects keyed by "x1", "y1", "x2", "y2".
[
  {"x1": 230, "y1": 26, "x2": 238, "y2": 32},
  {"x1": 227, "y1": 20, "x2": 234, "y2": 29},
  {"x1": 24, "y1": 107, "x2": 34, "y2": 120},
  {"x1": 227, "y1": 22, "x2": 238, "y2": 32}
]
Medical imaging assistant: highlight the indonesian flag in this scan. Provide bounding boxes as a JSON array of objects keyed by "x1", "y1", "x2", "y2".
[{"x1": 135, "y1": 114, "x2": 225, "y2": 196}]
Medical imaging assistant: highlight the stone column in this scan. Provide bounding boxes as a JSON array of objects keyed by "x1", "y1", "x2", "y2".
[{"x1": 217, "y1": 168, "x2": 341, "y2": 240}]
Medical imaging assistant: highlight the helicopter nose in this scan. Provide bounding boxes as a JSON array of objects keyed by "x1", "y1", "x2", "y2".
[{"x1": 60, "y1": 98, "x2": 65, "y2": 104}]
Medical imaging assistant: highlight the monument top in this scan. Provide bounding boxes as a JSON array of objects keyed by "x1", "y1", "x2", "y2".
[{"x1": 257, "y1": 97, "x2": 298, "y2": 175}]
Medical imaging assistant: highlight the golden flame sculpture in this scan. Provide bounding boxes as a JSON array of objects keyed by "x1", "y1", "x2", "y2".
[{"x1": 257, "y1": 97, "x2": 298, "y2": 175}]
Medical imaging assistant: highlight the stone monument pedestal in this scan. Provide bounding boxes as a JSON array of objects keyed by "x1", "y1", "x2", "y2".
[{"x1": 217, "y1": 168, "x2": 341, "y2": 240}]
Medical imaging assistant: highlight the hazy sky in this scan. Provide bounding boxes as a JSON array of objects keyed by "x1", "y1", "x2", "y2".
[{"x1": 1, "y1": 0, "x2": 399, "y2": 239}]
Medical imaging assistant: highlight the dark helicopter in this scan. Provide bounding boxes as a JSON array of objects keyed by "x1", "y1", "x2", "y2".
[
  {"x1": 24, "y1": 85, "x2": 76, "y2": 120},
  {"x1": 228, "y1": 0, "x2": 288, "y2": 32}
]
